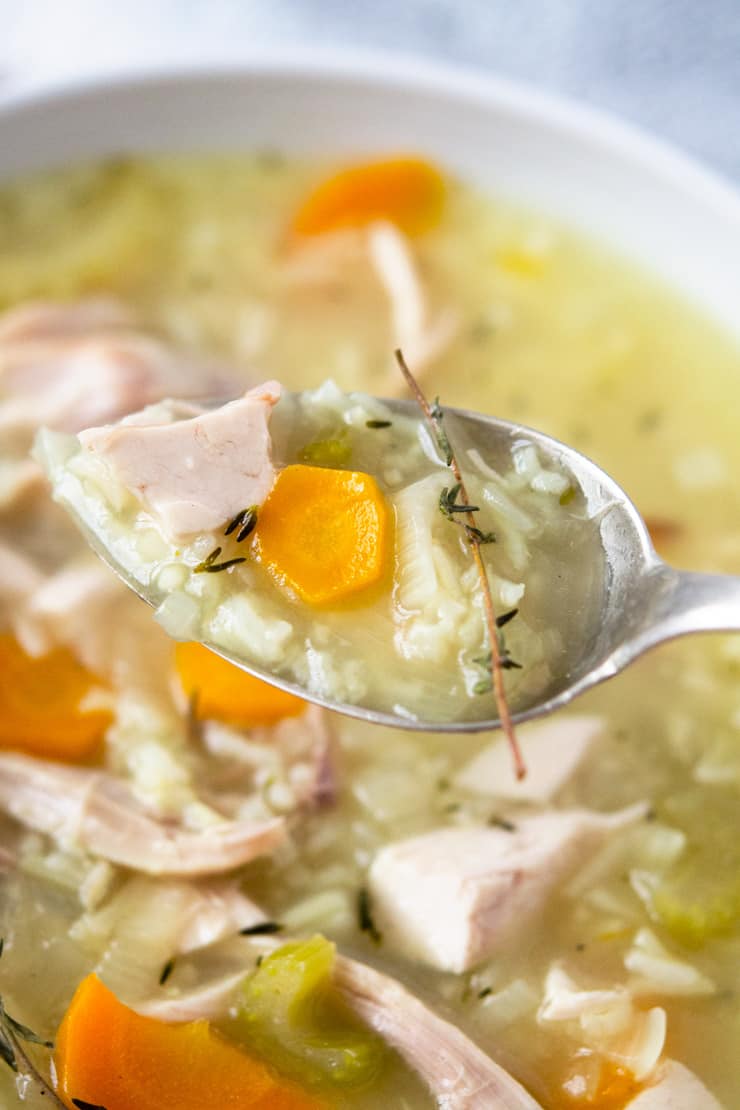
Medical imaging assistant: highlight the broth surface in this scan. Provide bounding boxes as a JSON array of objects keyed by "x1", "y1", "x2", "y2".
[{"x1": 1, "y1": 154, "x2": 740, "y2": 1108}]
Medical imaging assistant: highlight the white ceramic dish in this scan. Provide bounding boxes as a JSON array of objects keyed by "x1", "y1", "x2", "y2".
[{"x1": 1, "y1": 49, "x2": 740, "y2": 336}]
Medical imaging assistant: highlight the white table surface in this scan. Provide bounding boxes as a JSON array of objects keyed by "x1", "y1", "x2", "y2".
[{"x1": 1, "y1": 0, "x2": 739, "y2": 181}]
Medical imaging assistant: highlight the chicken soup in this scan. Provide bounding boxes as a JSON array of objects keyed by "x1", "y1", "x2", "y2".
[{"x1": 1, "y1": 154, "x2": 739, "y2": 1109}]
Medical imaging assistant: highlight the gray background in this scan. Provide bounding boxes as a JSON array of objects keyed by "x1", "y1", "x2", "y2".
[{"x1": 2, "y1": 0, "x2": 739, "y2": 180}]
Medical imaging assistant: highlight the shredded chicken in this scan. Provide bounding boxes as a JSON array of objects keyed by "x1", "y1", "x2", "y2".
[
  {"x1": 0, "y1": 298, "x2": 133, "y2": 343},
  {"x1": 627, "y1": 1059, "x2": 723, "y2": 1108},
  {"x1": 367, "y1": 220, "x2": 458, "y2": 387},
  {"x1": 139, "y1": 937, "x2": 543, "y2": 1109},
  {"x1": 76, "y1": 874, "x2": 266, "y2": 956},
  {"x1": 10, "y1": 556, "x2": 122, "y2": 664},
  {"x1": 0, "y1": 752, "x2": 286, "y2": 876},
  {"x1": 199, "y1": 705, "x2": 338, "y2": 820},
  {"x1": 279, "y1": 224, "x2": 456, "y2": 387},
  {"x1": 0, "y1": 298, "x2": 237, "y2": 440},
  {"x1": 368, "y1": 805, "x2": 648, "y2": 973},
  {"x1": 79, "y1": 381, "x2": 281, "y2": 541},
  {"x1": 251, "y1": 704, "x2": 339, "y2": 810}
]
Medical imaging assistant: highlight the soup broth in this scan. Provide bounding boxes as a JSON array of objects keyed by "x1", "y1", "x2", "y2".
[{"x1": 1, "y1": 154, "x2": 740, "y2": 1109}]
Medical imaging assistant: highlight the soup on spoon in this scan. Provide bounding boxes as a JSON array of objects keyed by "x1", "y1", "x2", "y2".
[{"x1": 35, "y1": 359, "x2": 603, "y2": 734}]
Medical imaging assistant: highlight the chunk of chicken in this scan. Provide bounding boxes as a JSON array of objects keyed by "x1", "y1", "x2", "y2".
[
  {"x1": 0, "y1": 752, "x2": 286, "y2": 876},
  {"x1": 0, "y1": 298, "x2": 133, "y2": 343},
  {"x1": 368, "y1": 805, "x2": 647, "y2": 973},
  {"x1": 0, "y1": 298, "x2": 236, "y2": 439},
  {"x1": 140, "y1": 937, "x2": 543, "y2": 1110},
  {"x1": 627, "y1": 1059, "x2": 723, "y2": 1109},
  {"x1": 79, "y1": 381, "x2": 282, "y2": 541},
  {"x1": 455, "y1": 715, "x2": 603, "y2": 803}
]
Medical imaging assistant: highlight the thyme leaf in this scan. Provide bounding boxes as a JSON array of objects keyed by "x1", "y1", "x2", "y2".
[
  {"x1": 0, "y1": 1030, "x2": 15, "y2": 1071},
  {"x1": 464, "y1": 524, "x2": 496, "y2": 545},
  {"x1": 440, "y1": 483, "x2": 480, "y2": 516},
  {"x1": 495, "y1": 608, "x2": 519, "y2": 629},
  {"x1": 193, "y1": 545, "x2": 222, "y2": 571},
  {"x1": 429, "y1": 397, "x2": 453, "y2": 465},
  {"x1": 239, "y1": 921, "x2": 283, "y2": 936},
  {"x1": 159, "y1": 957, "x2": 175, "y2": 985},
  {"x1": 236, "y1": 507, "x2": 259, "y2": 543},
  {"x1": 394, "y1": 348, "x2": 525, "y2": 780},
  {"x1": 2, "y1": 1012, "x2": 52, "y2": 1049},
  {"x1": 204, "y1": 557, "x2": 247, "y2": 573},
  {"x1": 489, "y1": 815, "x2": 517, "y2": 832},
  {"x1": 366, "y1": 419, "x2": 392, "y2": 429},
  {"x1": 358, "y1": 887, "x2": 382, "y2": 944},
  {"x1": 224, "y1": 505, "x2": 259, "y2": 541},
  {"x1": 224, "y1": 509, "x2": 248, "y2": 536},
  {"x1": 194, "y1": 546, "x2": 247, "y2": 574}
]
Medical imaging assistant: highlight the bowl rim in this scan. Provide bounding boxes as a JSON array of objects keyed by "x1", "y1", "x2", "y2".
[{"x1": 2, "y1": 45, "x2": 740, "y2": 229}]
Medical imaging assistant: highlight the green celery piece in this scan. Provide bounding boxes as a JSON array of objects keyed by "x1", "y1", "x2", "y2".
[
  {"x1": 651, "y1": 787, "x2": 740, "y2": 947},
  {"x1": 299, "y1": 432, "x2": 352, "y2": 468},
  {"x1": 233, "y1": 936, "x2": 386, "y2": 1090}
]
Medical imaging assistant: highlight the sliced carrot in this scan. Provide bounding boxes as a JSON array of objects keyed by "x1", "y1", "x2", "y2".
[
  {"x1": 175, "y1": 641, "x2": 306, "y2": 727},
  {"x1": 254, "y1": 464, "x2": 390, "y2": 607},
  {"x1": 0, "y1": 633, "x2": 111, "y2": 761},
  {"x1": 292, "y1": 156, "x2": 445, "y2": 237},
  {"x1": 54, "y1": 974, "x2": 325, "y2": 1110}
]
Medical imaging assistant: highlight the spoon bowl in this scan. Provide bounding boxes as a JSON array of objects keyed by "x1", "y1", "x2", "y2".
[{"x1": 67, "y1": 397, "x2": 740, "y2": 733}]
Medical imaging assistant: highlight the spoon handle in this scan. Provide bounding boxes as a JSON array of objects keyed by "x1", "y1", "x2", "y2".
[{"x1": 615, "y1": 563, "x2": 740, "y2": 668}]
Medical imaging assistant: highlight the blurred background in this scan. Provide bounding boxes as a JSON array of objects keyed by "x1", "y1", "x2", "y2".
[{"x1": 2, "y1": 0, "x2": 739, "y2": 179}]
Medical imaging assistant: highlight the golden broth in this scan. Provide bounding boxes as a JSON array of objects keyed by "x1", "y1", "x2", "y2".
[{"x1": 1, "y1": 155, "x2": 740, "y2": 1108}]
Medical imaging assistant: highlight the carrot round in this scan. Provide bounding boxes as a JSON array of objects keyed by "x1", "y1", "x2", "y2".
[
  {"x1": 292, "y1": 156, "x2": 445, "y2": 237},
  {"x1": 54, "y1": 974, "x2": 325, "y2": 1110},
  {"x1": 175, "y1": 641, "x2": 306, "y2": 727},
  {"x1": 253, "y1": 464, "x2": 390, "y2": 606},
  {"x1": 0, "y1": 633, "x2": 111, "y2": 761}
]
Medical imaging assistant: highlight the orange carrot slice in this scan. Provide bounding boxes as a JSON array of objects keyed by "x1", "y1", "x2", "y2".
[
  {"x1": 254, "y1": 464, "x2": 390, "y2": 606},
  {"x1": 292, "y1": 157, "x2": 445, "y2": 237},
  {"x1": 0, "y1": 633, "x2": 111, "y2": 761},
  {"x1": 175, "y1": 641, "x2": 306, "y2": 727},
  {"x1": 55, "y1": 974, "x2": 325, "y2": 1110}
]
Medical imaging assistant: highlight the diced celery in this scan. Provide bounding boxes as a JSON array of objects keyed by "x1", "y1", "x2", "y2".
[
  {"x1": 299, "y1": 433, "x2": 352, "y2": 468},
  {"x1": 651, "y1": 788, "x2": 740, "y2": 947},
  {"x1": 232, "y1": 935, "x2": 386, "y2": 1090}
]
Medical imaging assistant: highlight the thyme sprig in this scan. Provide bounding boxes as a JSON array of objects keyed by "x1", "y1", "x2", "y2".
[
  {"x1": 394, "y1": 348, "x2": 525, "y2": 780},
  {"x1": 0, "y1": 940, "x2": 64, "y2": 1107}
]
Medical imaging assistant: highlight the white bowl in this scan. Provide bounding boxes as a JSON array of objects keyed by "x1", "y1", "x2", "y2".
[{"x1": 1, "y1": 49, "x2": 740, "y2": 337}]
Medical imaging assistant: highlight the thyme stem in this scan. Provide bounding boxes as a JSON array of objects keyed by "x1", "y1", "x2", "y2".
[{"x1": 394, "y1": 348, "x2": 526, "y2": 780}]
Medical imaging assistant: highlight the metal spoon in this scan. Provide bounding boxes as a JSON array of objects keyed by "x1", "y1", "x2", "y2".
[{"x1": 68, "y1": 399, "x2": 740, "y2": 733}]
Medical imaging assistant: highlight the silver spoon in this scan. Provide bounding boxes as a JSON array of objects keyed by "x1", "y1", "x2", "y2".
[{"x1": 67, "y1": 399, "x2": 740, "y2": 734}]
